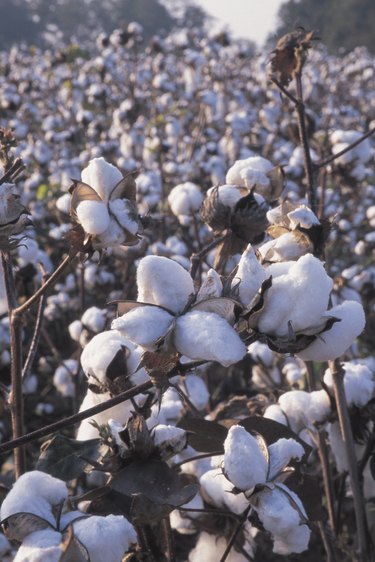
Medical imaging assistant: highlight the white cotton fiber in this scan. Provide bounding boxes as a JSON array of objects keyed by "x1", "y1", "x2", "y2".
[
  {"x1": 196, "y1": 269, "x2": 223, "y2": 301},
  {"x1": 76, "y1": 390, "x2": 133, "y2": 440},
  {"x1": 81, "y1": 157, "x2": 123, "y2": 201},
  {"x1": 287, "y1": 205, "x2": 320, "y2": 229},
  {"x1": 73, "y1": 514, "x2": 137, "y2": 562},
  {"x1": 80, "y1": 330, "x2": 135, "y2": 384},
  {"x1": 76, "y1": 200, "x2": 110, "y2": 235},
  {"x1": 232, "y1": 245, "x2": 266, "y2": 306},
  {"x1": 258, "y1": 254, "x2": 332, "y2": 337},
  {"x1": 182, "y1": 374, "x2": 210, "y2": 411},
  {"x1": 188, "y1": 531, "x2": 251, "y2": 562},
  {"x1": 81, "y1": 306, "x2": 106, "y2": 333},
  {"x1": 213, "y1": 184, "x2": 243, "y2": 209},
  {"x1": 263, "y1": 404, "x2": 288, "y2": 426},
  {"x1": 168, "y1": 182, "x2": 203, "y2": 220},
  {"x1": 1, "y1": 471, "x2": 68, "y2": 528},
  {"x1": 272, "y1": 524, "x2": 311, "y2": 555},
  {"x1": 170, "y1": 494, "x2": 204, "y2": 534},
  {"x1": 224, "y1": 426, "x2": 267, "y2": 490},
  {"x1": 174, "y1": 310, "x2": 246, "y2": 367},
  {"x1": 278, "y1": 389, "x2": 331, "y2": 433},
  {"x1": 200, "y1": 469, "x2": 248, "y2": 515},
  {"x1": 297, "y1": 300, "x2": 365, "y2": 362},
  {"x1": 226, "y1": 156, "x2": 272, "y2": 187},
  {"x1": 323, "y1": 362, "x2": 374, "y2": 407},
  {"x1": 268, "y1": 438, "x2": 304, "y2": 480},
  {"x1": 13, "y1": 529, "x2": 63, "y2": 562},
  {"x1": 112, "y1": 306, "x2": 174, "y2": 351},
  {"x1": 109, "y1": 199, "x2": 139, "y2": 234},
  {"x1": 152, "y1": 424, "x2": 187, "y2": 459},
  {"x1": 137, "y1": 255, "x2": 194, "y2": 314}
]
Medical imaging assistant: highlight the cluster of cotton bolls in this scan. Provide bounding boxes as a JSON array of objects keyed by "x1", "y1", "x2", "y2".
[{"x1": 0, "y1": 18, "x2": 375, "y2": 562}]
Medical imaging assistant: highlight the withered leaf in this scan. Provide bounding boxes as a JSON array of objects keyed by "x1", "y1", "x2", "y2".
[
  {"x1": 201, "y1": 186, "x2": 231, "y2": 232},
  {"x1": 190, "y1": 297, "x2": 242, "y2": 324},
  {"x1": 109, "y1": 173, "x2": 137, "y2": 202},
  {"x1": 36, "y1": 435, "x2": 101, "y2": 481},
  {"x1": 177, "y1": 417, "x2": 228, "y2": 453},
  {"x1": 2, "y1": 512, "x2": 52, "y2": 542},
  {"x1": 238, "y1": 416, "x2": 312, "y2": 457},
  {"x1": 119, "y1": 415, "x2": 155, "y2": 459},
  {"x1": 270, "y1": 28, "x2": 319, "y2": 87},
  {"x1": 231, "y1": 192, "x2": 268, "y2": 244},
  {"x1": 285, "y1": 472, "x2": 324, "y2": 521},
  {"x1": 266, "y1": 165, "x2": 285, "y2": 201},
  {"x1": 60, "y1": 526, "x2": 90, "y2": 562},
  {"x1": 69, "y1": 180, "x2": 102, "y2": 221}
]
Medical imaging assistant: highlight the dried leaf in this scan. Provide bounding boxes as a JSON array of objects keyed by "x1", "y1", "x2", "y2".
[
  {"x1": 266, "y1": 166, "x2": 285, "y2": 201},
  {"x1": 119, "y1": 415, "x2": 155, "y2": 459},
  {"x1": 190, "y1": 297, "x2": 242, "y2": 324},
  {"x1": 177, "y1": 417, "x2": 227, "y2": 453},
  {"x1": 285, "y1": 472, "x2": 324, "y2": 521},
  {"x1": 69, "y1": 180, "x2": 102, "y2": 221},
  {"x1": 231, "y1": 193, "x2": 268, "y2": 244},
  {"x1": 270, "y1": 28, "x2": 319, "y2": 87},
  {"x1": 109, "y1": 174, "x2": 137, "y2": 202},
  {"x1": 2, "y1": 512, "x2": 52, "y2": 542},
  {"x1": 36, "y1": 435, "x2": 101, "y2": 481},
  {"x1": 60, "y1": 526, "x2": 90, "y2": 562}
]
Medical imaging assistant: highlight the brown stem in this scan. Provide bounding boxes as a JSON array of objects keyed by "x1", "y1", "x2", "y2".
[
  {"x1": 219, "y1": 505, "x2": 251, "y2": 562},
  {"x1": 318, "y1": 521, "x2": 337, "y2": 562},
  {"x1": 316, "y1": 429, "x2": 337, "y2": 535},
  {"x1": 22, "y1": 289, "x2": 48, "y2": 380},
  {"x1": 190, "y1": 233, "x2": 228, "y2": 281},
  {"x1": 173, "y1": 451, "x2": 223, "y2": 469},
  {"x1": 295, "y1": 71, "x2": 316, "y2": 211},
  {"x1": 329, "y1": 359, "x2": 369, "y2": 561},
  {"x1": 0, "y1": 361, "x2": 204, "y2": 456},
  {"x1": 0, "y1": 157, "x2": 24, "y2": 185},
  {"x1": 317, "y1": 127, "x2": 375, "y2": 169},
  {"x1": 161, "y1": 517, "x2": 175, "y2": 562},
  {"x1": 1, "y1": 251, "x2": 26, "y2": 478}
]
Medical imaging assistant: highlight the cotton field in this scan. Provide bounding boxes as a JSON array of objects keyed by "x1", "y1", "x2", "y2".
[{"x1": 0, "y1": 21, "x2": 374, "y2": 562}]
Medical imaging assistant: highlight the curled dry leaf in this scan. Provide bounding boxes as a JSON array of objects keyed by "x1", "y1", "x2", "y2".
[{"x1": 270, "y1": 28, "x2": 319, "y2": 87}]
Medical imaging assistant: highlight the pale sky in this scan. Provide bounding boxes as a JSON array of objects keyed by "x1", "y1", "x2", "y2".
[{"x1": 196, "y1": 0, "x2": 285, "y2": 46}]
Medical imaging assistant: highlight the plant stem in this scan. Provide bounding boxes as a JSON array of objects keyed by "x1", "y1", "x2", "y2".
[
  {"x1": 1, "y1": 251, "x2": 26, "y2": 478},
  {"x1": 22, "y1": 287, "x2": 47, "y2": 380},
  {"x1": 219, "y1": 505, "x2": 251, "y2": 562},
  {"x1": 0, "y1": 361, "x2": 205, "y2": 456},
  {"x1": 190, "y1": 233, "x2": 228, "y2": 281},
  {"x1": 317, "y1": 127, "x2": 375, "y2": 169},
  {"x1": 316, "y1": 429, "x2": 337, "y2": 535},
  {"x1": 329, "y1": 359, "x2": 369, "y2": 561}
]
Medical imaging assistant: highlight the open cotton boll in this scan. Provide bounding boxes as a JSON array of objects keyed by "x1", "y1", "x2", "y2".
[
  {"x1": 174, "y1": 310, "x2": 246, "y2": 367},
  {"x1": 224, "y1": 426, "x2": 267, "y2": 490},
  {"x1": 53, "y1": 359, "x2": 78, "y2": 397},
  {"x1": 287, "y1": 205, "x2": 320, "y2": 229},
  {"x1": 209, "y1": 184, "x2": 243, "y2": 209},
  {"x1": 268, "y1": 438, "x2": 304, "y2": 480},
  {"x1": 226, "y1": 156, "x2": 273, "y2": 187},
  {"x1": 152, "y1": 424, "x2": 187, "y2": 459},
  {"x1": 200, "y1": 469, "x2": 249, "y2": 515},
  {"x1": 258, "y1": 254, "x2": 332, "y2": 337},
  {"x1": 248, "y1": 341, "x2": 275, "y2": 367},
  {"x1": 189, "y1": 530, "x2": 252, "y2": 562},
  {"x1": 323, "y1": 362, "x2": 374, "y2": 407},
  {"x1": 168, "y1": 182, "x2": 203, "y2": 220},
  {"x1": 68, "y1": 319, "x2": 83, "y2": 342},
  {"x1": 13, "y1": 530, "x2": 63, "y2": 562},
  {"x1": 196, "y1": 269, "x2": 223, "y2": 301},
  {"x1": 112, "y1": 306, "x2": 174, "y2": 351},
  {"x1": 264, "y1": 404, "x2": 288, "y2": 426},
  {"x1": 262, "y1": 232, "x2": 312, "y2": 262},
  {"x1": 272, "y1": 524, "x2": 311, "y2": 556},
  {"x1": 76, "y1": 390, "x2": 134, "y2": 440},
  {"x1": 108, "y1": 199, "x2": 139, "y2": 234},
  {"x1": 137, "y1": 255, "x2": 194, "y2": 314},
  {"x1": 80, "y1": 330, "x2": 136, "y2": 384},
  {"x1": 1, "y1": 471, "x2": 68, "y2": 528},
  {"x1": 76, "y1": 200, "x2": 110, "y2": 235},
  {"x1": 297, "y1": 300, "x2": 365, "y2": 362},
  {"x1": 278, "y1": 389, "x2": 331, "y2": 433},
  {"x1": 170, "y1": 493, "x2": 204, "y2": 534},
  {"x1": 81, "y1": 157, "x2": 123, "y2": 201},
  {"x1": 179, "y1": 374, "x2": 210, "y2": 411},
  {"x1": 81, "y1": 306, "x2": 106, "y2": 333},
  {"x1": 73, "y1": 515, "x2": 137, "y2": 562},
  {"x1": 232, "y1": 245, "x2": 266, "y2": 306}
]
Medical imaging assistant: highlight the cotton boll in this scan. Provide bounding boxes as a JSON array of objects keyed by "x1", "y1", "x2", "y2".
[
  {"x1": 13, "y1": 529, "x2": 63, "y2": 562},
  {"x1": 109, "y1": 199, "x2": 139, "y2": 234},
  {"x1": 168, "y1": 182, "x2": 203, "y2": 222},
  {"x1": 152, "y1": 424, "x2": 187, "y2": 459},
  {"x1": 232, "y1": 245, "x2": 266, "y2": 306},
  {"x1": 137, "y1": 255, "x2": 194, "y2": 314},
  {"x1": 248, "y1": 341, "x2": 275, "y2": 367},
  {"x1": 224, "y1": 426, "x2": 267, "y2": 490},
  {"x1": 297, "y1": 300, "x2": 365, "y2": 362},
  {"x1": 53, "y1": 359, "x2": 78, "y2": 397},
  {"x1": 174, "y1": 310, "x2": 246, "y2": 367},
  {"x1": 212, "y1": 184, "x2": 243, "y2": 209},
  {"x1": 188, "y1": 531, "x2": 251, "y2": 562},
  {"x1": 112, "y1": 306, "x2": 174, "y2": 351},
  {"x1": 56, "y1": 193, "x2": 71, "y2": 215},
  {"x1": 182, "y1": 374, "x2": 210, "y2": 411},
  {"x1": 81, "y1": 306, "x2": 106, "y2": 333},
  {"x1": 226, "y1": 156, "x2": 273, "y2": 187},
  {"x1": 68, "y1": 319, "x2": 83, "y2": 342},
  {"x1": 287, "y1": 205, "x2": 320, "y2": 229},
  {"x1": 263, "y1": 404, "x2": 288, "y2": 426},
  {"x1": 323, "y1": 362, "x2": 374, "y2": 407},
  {"x1": 170, "y1": 493, "x2": 204, "y2": 534},
  {"x1": 200, "y1": 469, "x2": 248, "y2": 515},
  {"x1": 1, "y1": 471, "x2": 68, "y2": 530},
  {"x1": 80, "y1": 330, "x2": 136, "y2": 384},
  {"x1": 73, "y1": 515, "x2": 137, "y2": 562},
  {"x1": 276, "y1": 390, "x2": 330, "y2": 433},
  {"x1": 76, "y1": 390, "x2": 134, "y2": 440},
  {"x1": 196, "y1": 269, "x2": 223, "y2": 301},
  {"x1": 81, "y1": 157, "x2": 123, "y2": 201},
  {"x1": 272, "y1": 524, "x2": 311, "y2": 555},
  {"x1": 268, "y1": 438, "x2": 305, "y2": 480},
  {"x1": 76, "y1": 200, "x2": 110, "y2": 235}
]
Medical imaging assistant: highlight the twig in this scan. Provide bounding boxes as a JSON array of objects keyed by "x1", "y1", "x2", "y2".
[
  {"x1": 1, "y1": 251, "x2": 26, "y2": 477},
  {"x1": 22, "y1": 281, "x2": 48, "y2": 380},
  {"x1": 329, "y1": 359, "x2": 369, "y2": 561},
  {"x1": 316, "y1": 429, "x2": 337, "y2": 535},
  {"x1": 173, "y1": 451, "x2": 223, "y2": 469},
  {"x1": 0, "y1": 157, "x2": 25, "y2": 185},
  {"x1": 317, "y1": 127, "x2": 375, "y2": 169},
  {"x1": 0, "y1": 361, "x2": 204, "y2": 456},
  {"x1": 190, "y1": 233, "x2": 228, "y2": 281},
  {"x1": 219, "y1": 505, "x2": 251, "y2": 562}
]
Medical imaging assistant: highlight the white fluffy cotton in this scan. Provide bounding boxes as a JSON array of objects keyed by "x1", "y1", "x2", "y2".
[
  {"x1": 226, "y1": 156, "x2": 273, "y2": 188},
  {"x1": 81, "y1": 157, "x2": 123, "y2": 201},
  {"x1": 168, "y1": 182, "x2": 203, "y2": 223},
  {"x1": 112, "y1": 305, "x2": 174, "y2": 351},
  {"x1": 200, "y1": 469, "x2": 248, "y2": 515},
  {"x1": 136, "y1": 255, "x2": 194, "y2": 314},
  {"x1": 297, "y1": 300, "x2": 365, "y2": 362},
  {"x1": 232, "y1": 245, "x2": 267, "y2": 306},
  {"x1": 13, "y1": 530, "x2": 63, "y2": 562},
  {"x1": 81, "y1": 306, "x2": 107, "y2": 333},
  {"x1": 174, "y1": 310, "x2": 246, "y2": 367},
  {"x1": 267, "y1": 438, "x2": 305, "y2": 479},
  {"x1": 323, "y1": 362, "x2": 374, "y2": 407},
  {"x1": 223, "y1": 425, "x2": 268, "y2": 490},
  {"x1": 76, "y1": 200, "x2": 110, "y2": 235}
]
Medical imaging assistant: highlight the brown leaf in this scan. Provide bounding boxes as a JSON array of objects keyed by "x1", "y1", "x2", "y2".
[
  {"x1": 190, "y1": 297, "x2": 242, "y2": 324},
  {"x1": 2, "y1": 512, "x2": 52, "y2": 542},
  {"x1": 60, "y1": 526, "x2": 90, "y2": 562},
  {"x1": 119, "y1": 414, "x2": 155, "y2": 459},
  {"x1": 69, "y1": 180, "x2": 102, "y2": 222},
  {"x1": 270, "y1": 28, "x2": 319, "y2": 86},
  {"x1": 109, "y1": 174, "x2": 137, "y2": 202},
  {"x1": 177, "y1": 417, "x2": 228, "y2": 453},
  {"x1": 231, "y1": 192, "x2": 268, "y2": 244},
  {"x1": 285, "y1": 473, "x2": 324, "y2": 521}
]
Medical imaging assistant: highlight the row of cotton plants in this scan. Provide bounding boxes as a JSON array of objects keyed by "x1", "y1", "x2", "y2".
[{"x1": 0, "y1": 23, "x2": 374, "y2": 562}]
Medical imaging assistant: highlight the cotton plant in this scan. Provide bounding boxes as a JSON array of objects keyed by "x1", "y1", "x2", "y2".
[
  {"x1": 76, "y1": 329, "x2": 148, "y2": 441},
  {"x1": 223, "y1": 425, "x2": 311, "y2": 554},
  {"x1": 0, "y1": 471, "x2": 137, "y2": 562},
  {"x1": 167, "y1": 181, "x2": 203, "y2": 225},
  {"x1": 111, "y1": 255, "x2": 247, "y2": 367},
  {"x1": 53, "y1": 358, "x2": 79, "y2": 398},
  {"x1": 68, "y1": 306, "x2": 108, "y2": 347},
  {"x1": 225, "y1": 155, "x2": 284, "y2": 202},
  {"x1": 69, "y1": 157, "x2": 143, "y2": 250}
]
